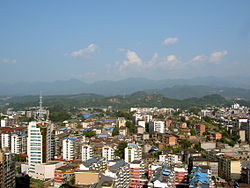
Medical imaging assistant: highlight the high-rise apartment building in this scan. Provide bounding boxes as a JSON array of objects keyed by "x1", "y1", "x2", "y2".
[
  {"x1": 27, "y1": 121, "x2": 55, "y2": 174},
  {"x1": 149, "y1": 120, "x2": 165, "y2": 134},
  {"x1": 125, "y1": 144, "x2": 142, "y2": 163},
  {"x1": 62, "y1": 138, "x2": 76, "y2": 161},
  {"x1": 82, "y1": 145, "x2": 93, "y2": 162},
  {"x1": 11, "y1": 134, "x2": 27, "y2": 154},
  {"x1": 1, "y1": 133, "x2": 10, "y2": 149},
  {"x1": 102, "y1": 146, "x2": 115, "y2": 161}
]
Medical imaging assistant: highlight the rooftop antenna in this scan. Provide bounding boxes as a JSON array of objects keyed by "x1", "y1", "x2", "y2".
[
  {"x1": 38, "y1": 91, "x2": 44, "y2": 119},
  {"x1": 39, "y1": 91, "x2": 43, "y2": 110}
]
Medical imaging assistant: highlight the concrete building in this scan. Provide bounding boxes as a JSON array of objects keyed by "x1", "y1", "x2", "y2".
[
  {"x1": 201, "y1": 142, "x2": 216, "y2": 150},
  {"x1": 125, "y1": 144, "x2": 142, "y2": 163},
  {"x1": 27, "y1": 121, "x2": 55, "y2": 176},
  {"x1": 159, "y1": 154, "x2": 182, "y2": 166},
  {"x1": 79, "y1": 157, "x2": 106, "y2": 171},
  {"x1": 102, "y1": 146, "x2": 115, "y2": 161},
  {"x1": 149, "y1": 120, "x2": 165, "y2": 134},
  {"x1": 54, "y1": 164, "x2": 75, "y2": 187},
  {"x1": 196, "y1": 124, "x2": 206, "y2": 135},
  {"x1": 218, "y1": 156, "x2": 241, "y2": 181},
  {"x1": 117, "y1": 117, "x2": 126, "y2": 128},
  {"x1": 189, "y1": 167, "x2": 213, "y2": 188},
  {"x1": 11, "y1": 134, "x2": 27, "y2": 154},
  {"x1": 119, "y1": 127, "x2": 127, "y2": 136},
  {"x1": 148, "y1": 164, "x2": 175, "y2": 188},
  {"x1": 174, "y1": 166, "x2": 189, "y2": 186},
  {"x1": 82, "y1": 145, "x2": 94, "y2": 162},
  {"x1": 22, "y1": 162, "x2": 64, "y2": 180},
  {"x1": 0, "y1": 151, "x2": 16, "y2": 188},
  {"x1": 192, "y1": 157, "x2": 219, "y2": 177},
  {"x1": 0, "y1": 133, "x2": 10, "y2": 149},
  {"x1": 0, "y1": 117, "x2": 17, "y2": 128},
  {"x1": 104, "y1": 160, "x2": 129, "y2": 188},
  {"x1": 62, "y1": 138, "x2": 76, "y2": 161},
  {"x1": 239, "y1": 130, "x2": 246, "y2": 142},
  {"x1": 136, "y1": 126, "x2": 144, "y2": 134},
  {"x1": 137, "y1": 120, "x2": 146, "y2": 128},
  {"x1": 242, "y1": 164, "x2": 250, "y2": 184},
  {"x1": 168, "y1": 136, "x2": 177, "y2": 146},
  {"x1": 129, "y1": 161, "x2": 147, "y2": 187},
  {"x1": 132, "y1": 113, "x2": 153, "y2": 125}
]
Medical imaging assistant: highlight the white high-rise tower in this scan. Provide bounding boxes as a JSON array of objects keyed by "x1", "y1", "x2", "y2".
[{"x1": 27, "y1": 121, "x2": 55, "y2": 175}]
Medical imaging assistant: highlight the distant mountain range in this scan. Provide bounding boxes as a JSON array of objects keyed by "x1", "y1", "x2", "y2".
[
  {"x1": 0, "y1": 76, "x2": 250, "y2": 100},
  {"x1": 0, "y1": 92, "x2": 233, "y2": 110}
]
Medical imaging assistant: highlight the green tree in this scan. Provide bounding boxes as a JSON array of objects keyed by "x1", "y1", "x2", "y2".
[
  {"x1": 16, "y1": 154, "x2": 26, "y2": 162},
  {"x1": 16, "y1": 175, "x2": 30, "y2": 188},
  {"x1": 19, "y1": 117, "x2": 35, "y2": 122},
  {"x1": 188, "y1": 107, "x2": 201, "y2": 115},
  {"x1": 16, "y1": 166, "x2": 21, "y2": 173},
  {"x1": 83, "y1": 129, "x2": 96, "y2": 137},
  {"x1": 125, "y1": 121, "x2": 135, "y2": 133},
  {"x1": 193, "y1": 143, "x2": 204, "y2": 152},
  {"x1": 202, "y1": 131, "x2": 208, "y2": 136},
  {"x1": 49, "y1": 105, "x2": 71, "y2": 122},
  {"x1": 112, "y1": 127, "x2": 119, "y2": 136},
  {"x1": 49, "y1": 111, "x2": 70, "y2": 122},
  {"x1": 190, "y1": 128, "x2": 197, "y2": 136},
  {"x1": 179, "y1": 139, "x2": 192, "y2": 149},
  {"x1": 114, "y1": 111, "x2": 133, "y2": 120},
  {"x1": 115, "y1": 142, "x2": 127, "y2": 159}
]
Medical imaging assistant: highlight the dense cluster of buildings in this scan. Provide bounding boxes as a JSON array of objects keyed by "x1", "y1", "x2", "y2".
[{"x1": 0, "y1": 102, "x2": 250, "y2": 187}]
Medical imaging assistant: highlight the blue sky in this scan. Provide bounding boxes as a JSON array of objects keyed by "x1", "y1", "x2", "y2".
[{"x1": 0, "y1": 0, "x2": 249, "y2": 83}]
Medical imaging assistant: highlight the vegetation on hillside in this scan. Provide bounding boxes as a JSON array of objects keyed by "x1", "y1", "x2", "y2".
[{"x1": 3, "y1": 93, "x2": 239, "y2": 113}]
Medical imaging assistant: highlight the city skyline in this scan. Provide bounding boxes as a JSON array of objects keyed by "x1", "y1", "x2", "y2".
[{"x1": 0, "y1": 0, "x2": 250, "y2": 83}]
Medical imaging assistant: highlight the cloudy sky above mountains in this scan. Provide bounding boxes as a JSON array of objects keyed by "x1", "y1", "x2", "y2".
[{"x1": 0, "y1": 0, "x2": 249, "y2": 83}]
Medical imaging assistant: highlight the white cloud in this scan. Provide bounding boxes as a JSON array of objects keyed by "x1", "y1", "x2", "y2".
[
  {"x1": 145, "y1": 53, "x2": 160, "y2": 68},
  {"x1": 67, "y1": 43, "x2": 97, "y2": 58},
  {"x1": 117, "y1": 49, "x2": 184, "y2": 73},
  {"x1": 0, "y1": 58, "x2": 16, "y2": 64},
  {"x1": 165, "y1": 55, "x2": 178, "y2": 62},
  {"x1": 118, "y1": 50, "x2": 142, "y2": 72},
  {"x1": 209, "y1": 50, "x2": 228, "y2": 62},
  {"x1": 191, "y1": 55, "x2": 207, "y2": 62},
  {"x1": 160, "y1": 55, "x2": 181, "y2": 69},
  {"x1": 163, "y1": 37, "x2": 179, "y2": 45}
]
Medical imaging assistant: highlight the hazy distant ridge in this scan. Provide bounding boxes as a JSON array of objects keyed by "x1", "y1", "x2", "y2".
[{"x1": 0, "y1": 77, "x2": 250, "y2": 99}]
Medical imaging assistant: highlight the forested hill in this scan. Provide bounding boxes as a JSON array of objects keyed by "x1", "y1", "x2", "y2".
[{"x1": 2, "y1": 91, "x2": 248, "y2": 111}]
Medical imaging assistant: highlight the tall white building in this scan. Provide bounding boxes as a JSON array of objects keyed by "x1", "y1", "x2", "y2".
[
  {"x1": 0, "y1": 119, "x2": 6, "y2": 127},
  {"x1": 1, "y1": 133, "x2": 10, "y2": 148},
  {"x1": 132, "y1": 113, "x2": 153, "y2": 125},
  {"x1": 125, "y1": 144, "x2": 142, "y2": 163},
  {"x1": 62, "y1": 138, "x2": 76, "y2": 161},
  {"x1": 82, "y1": 145, "x2": 93, "y2": 162},
  {"x1": 149, "y1": 120, "x2": 165, "y2": 133},
  {"x1": 27, "y1": 121, "x2": 54, "y2": 174},
  {"x1": 11, "y1": 134, "x2": 27, "y2": 154},
  {"x1": 102, "y1": 146, "x2": 114, "y2": 161}
]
